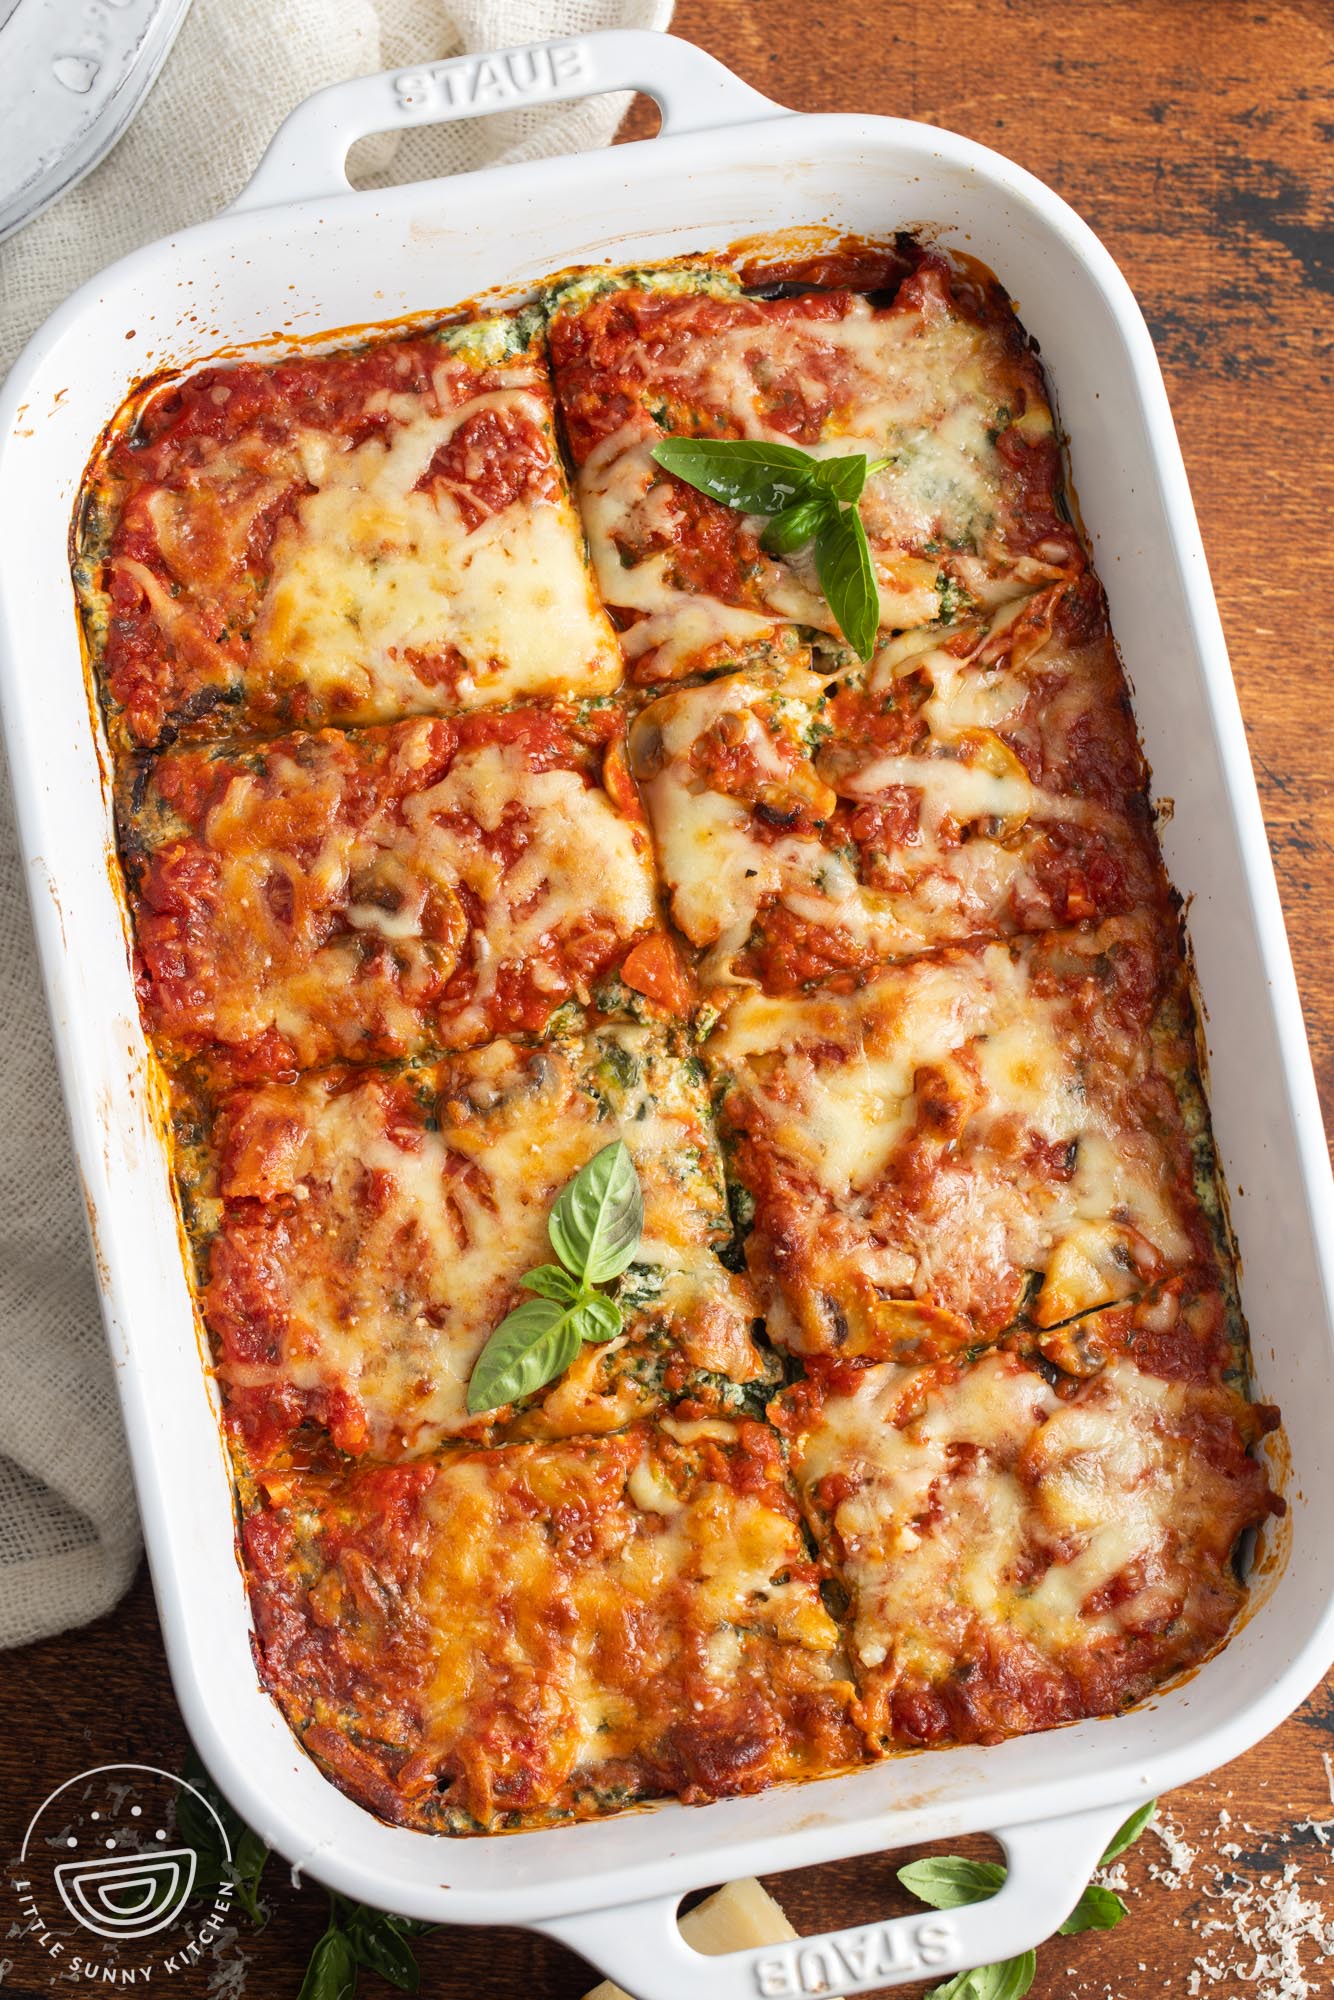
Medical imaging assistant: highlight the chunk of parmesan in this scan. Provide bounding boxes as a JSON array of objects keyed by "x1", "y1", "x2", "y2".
[{"x1": 582, "y1": 1878, "x2": 844, "y2": 2000}]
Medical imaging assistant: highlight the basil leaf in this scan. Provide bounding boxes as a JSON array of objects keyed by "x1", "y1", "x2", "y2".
[
  {"x1": 521, "y1": 1263, "x2": 582, "y2": 1303},
  {"x1": 927, "y1": 1951, "x2": 1036, "y2": 2000},
  {"x1": 760, "y1": 494, "x2": 835, "y2": 556},
  {"x1": 230, "y1": 1827, "x2": 270, "y2": 1926},
  {"x1": 991, "y1": 1951, "x2": 1036, "y2": 2000},
  {"x1": 811, "y1": 452, "x2": 869, "y2": 503},
  {"x1": 180, "y1": 1749, "x2": 270, "y2": 1923},
  {"x1": 898, "y1": 1856, "x2": 1006, "y2": 1909},
  {"x1": 344, "y1": 1909, "x2": 422, "y2": 1992},
  {"x1": 298, "y1": 1927, "x2": 358, "y2": 2000},
  {"x1": 548, "y1": 1141, "x2": 644, "y2": 1285},
  {"x1": 1058, "y1": 1883, "x2": 1128, "y2": 1935},
  {"x1": 651, "y1": 434, "x2": 891, "y2": 657},
  {"x1": 814, "y1": 505, "x2": 881, "y2": 663},
  {"x1": 575, "y1": 1292, "x2": 624, "y2": 1342},
  {"x1": 179, "y1": 1749, "x2": 236, "y2": 1849},
  {"x1": 651, "y1": 437, "x2": 819, "y2": 515},
  {"x1": 1099, "y1": 1799, "x2": 1156, "y2": 1866},
  {"x1": 466, "y1": 1297, "x2": 584, "y2": 1414},
  {"x1": 1006, "y1": 1954, "x2": 1038, "y2": 1999},
  {"x1": 175, "y1": 1787, "x2": 228, "y2": 1886},
  {"x1": 909, "y1": 1803, "x2": 1150, "y2": 1996}
]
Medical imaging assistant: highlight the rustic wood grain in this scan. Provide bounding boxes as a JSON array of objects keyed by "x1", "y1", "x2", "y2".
[{"x1": 2, "y1": 3, "x2": 1330, "y2": 1994}]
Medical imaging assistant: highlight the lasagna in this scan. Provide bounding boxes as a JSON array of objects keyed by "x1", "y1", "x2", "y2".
[
  {"x1": 546, "y1": 249, "x2": 1081, "y2": 685},
  {"x1": 705, "y1": 914, "x2": 1232, "y2": 1359},
  {"x1": 630, "y1": 577, "x2": 1165, "y2": 995},
  {"x1": 121, "y1": 704, "x2": 667, "y2": 1080},
  {"x1": 76, "y1": 312, "x2": 623, "y2": 753},
  {"x1": 242, "y1": 1421, "x2": 862, "y2": 1831},
  {"x1": 177, "y1": 1025, "x2": 771, "y2": 1460},
  {"x1": 75, "y1": 241, "x2": 1280, "y2": 1837},
  {"x1": 774, "y1": 1333, "x2": 1277, "y2": 1749}
]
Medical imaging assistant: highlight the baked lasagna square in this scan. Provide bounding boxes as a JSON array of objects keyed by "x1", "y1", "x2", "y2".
[
  {"x1": 707, "y1": 915, "x2": 1225, "y2": 1359},
  {"x1": 547, "y1": 251, "x2": 1080, "y2": 686},
  {"x1": 777, "y1": 1337, "x2": 1279, "y2": 1750},
  {"x1": 242, "y1": 1421, "x2": 863, "y2": 1830},
  {"x1": 122, "y1": 705, "x2": 673, "y2": 1080},
  {"x1": 631, "y1": 578, "x2": 1165, "y2": 994},
  {"x1": 78, "y1": 312, "x2": 624, "y2": 752},
  {"x1": 184, "y1": 1024, "x2": 771, "y2": 1461}
]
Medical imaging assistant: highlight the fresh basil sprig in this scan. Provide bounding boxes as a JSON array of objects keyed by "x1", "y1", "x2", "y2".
[
  {"x1": 898, "y1": 1800, "x2": 1156, "y2": 2000},
  {"x1": 180, "y1": 1748, "x2": 270, "y2": 1926},
  {"x1": 180, "y1": 1749, "x2": 434, "y2": 1997},
  {"x1": 1096, "y1": 1798, "x2": 1157, "y2": 1865},
  {"x1": 650, "y1": 436, "x2": 890, "y2": 662},
  {"x1": 649, "y1": 437, "x2": 819, "y2": 514},
  {"x1": 297, "y1": 1897, "x2": 431, "y2": 1999},
  {"x1": 466, "y1": 1141, "x2": 644, "y2": 1414},
  {"x1": 298, "y1": 1925, "x2": 358, "y2": 2000},
  {"x1": 548, "y1": 1138, "x2": 643, "y2": 1282}
]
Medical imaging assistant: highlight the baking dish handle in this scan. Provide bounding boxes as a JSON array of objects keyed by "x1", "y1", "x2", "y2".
[
  {"x1": 532, "y1": 1800, "x2": 1134, "y2": 2000},
  {"x1": 229, "y1": 29, "x2": 786, "y2": 215}
]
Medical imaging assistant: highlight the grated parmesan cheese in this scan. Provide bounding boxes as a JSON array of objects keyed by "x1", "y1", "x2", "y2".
[
  {"x1": 1188, "y1": 1863, "x2": 1334, "y2": 1999},
  {"x1": 1149, "y1": 1812, "x2": 1199, "y2": 1891},
  {"x1": 1062, "y1": 1772, "x2": 1334, "y2": 2000}
]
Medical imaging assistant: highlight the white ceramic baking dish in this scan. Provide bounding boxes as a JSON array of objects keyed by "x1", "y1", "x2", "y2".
[{"x1": 3, "y1": 31, "x2": 1333, "y2": 1999}]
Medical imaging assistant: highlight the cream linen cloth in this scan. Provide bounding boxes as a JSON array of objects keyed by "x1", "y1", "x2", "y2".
[{"x1": 0, "y1": 0, "x2": 672, "y2": 1648}]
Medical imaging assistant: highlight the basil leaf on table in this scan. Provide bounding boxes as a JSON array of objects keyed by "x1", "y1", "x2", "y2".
[
  {"x1": 176, "y1": 1757, "x2": 436, "y2": 1996},
  {"x1": 180, "y1": 1748, "x2": 270, "y2": 1923},
  {"x1": 229, "y1": 1826, "x2": 271, "y2": 1926},
  {"x1": 650, "y1": 436, "x2": 819, "y2": 514},
  {"x1": 1058, "y1": 1882, "x2": 1129, "y2": 1935},
  {"x1": 815, "y1": 504, "x2": 881, "y2": 663},
  {"x1": 298, "y1": 1926, "x2": 358, "y2": 2000},
  {"x1": 548, "y1": 1140, "x2": 644, "y2": 1285},
  {"x1": 897, "y1": 1856, "x2": 1006, "y2": 1909},
  {"x1": 902, "y1": 1799, "x2": 1154, "y2": 2000},
  {"x1": 928, "y1": 1951, "x2": 1037, "y2": 2000},
  {"x1": 1099, "y1": 1800, "x2": 1157, "y2": 1866},
  {"x1": 174, "y1": 1776, "x2": 229, "y2": 1896},
  {"x1": 342, "y1": 1907, "x2": 423, "y2": 1992}
]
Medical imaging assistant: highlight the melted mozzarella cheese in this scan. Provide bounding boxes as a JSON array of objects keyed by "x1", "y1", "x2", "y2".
[
  {"x1": 571, "y1": 291, "x2": 1056, "y2": 674},
  {"x1": 168, "y1": 728, "x2": 657, "y2": 1064},
  {"x1": 799, "y1": 1356, "x2": 1059, "y2": 1677},
  {"x1": 654, "y1": 299, "x2": 1046, "y2": 557},
  {"x1": 214, "y1": 1028, "x2": 745, "y2": 1451},
  {"x1": 274, "y1": 1053, "x2": 588, "y2": 1441},
  {"x1": 259, "y1": 1423, "x2": 856, "y2": 1834},
  {"x1": 400, "y1": 742, "x2": 657, "y2": 1034},
  {"x1": 710, "y1": 926, "x2": 1195, "y2": 1321},
  {"x1": 798, "y1": 1354, "x2": 1223, "y2": 1684},
  {"x1": 633, "y1": 608, "x2": 1130, "y2": 985},
  {"x1": 721, "y1": 960, "x2": 994, "y2": 1197},
  {"x1": 254, "y1": 389, "x2": 623, "y2": 713}
]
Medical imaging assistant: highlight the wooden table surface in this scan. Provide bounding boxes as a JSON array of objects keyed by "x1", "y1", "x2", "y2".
[{"x1": 2, "y1": 3, "x2": 1331, "y2": 1994}]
